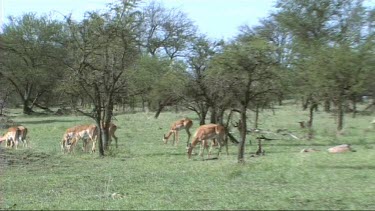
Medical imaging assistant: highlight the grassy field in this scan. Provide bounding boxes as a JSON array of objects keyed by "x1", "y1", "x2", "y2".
[{"x1": 0, "y1": 103, "x2": 374, "y2": 210}]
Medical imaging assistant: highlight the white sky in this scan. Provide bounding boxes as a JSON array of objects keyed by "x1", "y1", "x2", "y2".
[
  {"x1": 0, "y1": 0, "x2": 277, "y2": 40},
  {"x1": 0, "y1": 0, "x2": 374, "y2": 40}
]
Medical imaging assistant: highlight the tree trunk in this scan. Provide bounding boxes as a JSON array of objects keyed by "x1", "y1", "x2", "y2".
[
  {"x1": 210, "y1": 106, "x2": 217, "y2": 124},
  {"x1": 154, "y1": 104, "x2": 164, "y2": 119},
  {"x1": 217, "y1": 107, "x2": 225, "y2": 125},
  {"x1": 307, "y1": 103, "x2": 317, "y2": 140},
  {"x1": 142, "y1": 96, "x2": 146, "y2": 112},
  {"x1": 23, "y1": 100, "x2": 33, "y2": 115},
  {"x1": 199, "y1": 110, "x2": 207, "y2": 125},
  {"x1": 324, "y1": 100, "x2": 331, "y2": 112},
  {"x1": 337, "y1": 100, "x2": 344, "y2": 132},
  {"x1": 101, "y1": 127, "x2": 110, "y2": 151},
  {"x1": 254, "y1": 105, "x2": 259, "y2": 129},
  {"x1": 237, "y1": 106, "x2": 247, "y2": 163},
  {"x1": 302, "y1": 97, "x2": 309, "y2": 111},
  {"x1": 352, "y1": 98, "x2": 357, "y2": 118},
  {"x1": 95, "y1": 120, "x2": 105, "y2": 156}
]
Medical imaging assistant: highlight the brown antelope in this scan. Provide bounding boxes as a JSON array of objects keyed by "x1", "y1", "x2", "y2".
[
  {"x1": 105, "y1": 123, "x2": 118, "y2": 148},
  {"x1": 187, "y1": 124, "x2": 225, "y2": 159},
  {"x1": 17, "y1": 126, "x2": 28, "y2": 147},
  {"x1": 163, "y1": 118, "x2": 193, "y2": 146},
  {"x1": 82, "y1": 122, "x2": 118, "y2": 149},
  {"x1": 61, "y1": 124, "x2": 98, "y2": 153},
  {"x1": 0, "y1": 127, "x2": 21, "y2": 149}
]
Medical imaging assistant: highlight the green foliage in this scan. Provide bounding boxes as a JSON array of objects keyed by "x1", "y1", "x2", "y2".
[
  {"x1": 1, "y1": 104, "x2": 374, "y2": 210},
  {"x1": 148, "y1": 62, "x2": 189, "y2": 109},
  {"x1": 210, "y1": 37, "x2": 278, "y2": 107},
  {"x1": 0, "y1": 13, "x2": 67, "y2": 111}
]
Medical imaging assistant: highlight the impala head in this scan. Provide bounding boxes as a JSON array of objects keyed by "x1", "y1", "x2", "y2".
[
  {"x1": 186, "y1": 143, "x2": 193, "y2": 159},
  {"x1": 162, "y1": 134, "x2": 168, "y2": 144}
]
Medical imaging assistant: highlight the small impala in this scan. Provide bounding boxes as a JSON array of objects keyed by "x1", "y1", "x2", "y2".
[
  {"x1": 0, "y1": 127, "x2": 21, "y2": 149},
  {"x1": 187, "y1": 124, "x2": 225, "y2": 159},
  {"x1": 163, "y1": 118, "x2": 193, "y2": 146},
  {"x1": 61, "y1": 124, "x2": 98, "y2": 153}
]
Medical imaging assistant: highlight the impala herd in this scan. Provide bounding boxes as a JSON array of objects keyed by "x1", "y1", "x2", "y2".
[
  {"x1": 0, "y1": 117, "x2": 226, "y2": 159},
  {"x1": 164, "y1": 118, "x2": 226, "y2": 159}
]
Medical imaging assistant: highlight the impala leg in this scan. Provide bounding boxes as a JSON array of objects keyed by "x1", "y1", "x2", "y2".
[
  {"x1": 208, "y1": 140, "x2": 215, "y2": 159},
  {"x1": 175, "y1": 130, "x2": 179, "y2": 147},
  {"x1": 200, "y1": 140, "x2": 205, "y2": 160},
  {"x1": 14, "y1": 139, "x2": 18, "y2": 149},
  {"x1": 216, "y1": 137, "x2": 223, "y2": 158},
  {"x1": 186, "y1": 128, "x2": 191, "y2": 146},
  {"x1": 61, "y1": 139, "x2": 66, "y2": 153},
  {"x1": 172, "y1": 131, "x2": 176, "y2": 146},
  {"x1": 91, "y1": 139, "x2": 96, "y2": 153},
  {"x1": 69, "y1": 138, "x2": 78, "y2": 154},
  {"x1": 113, "y1": 134, "x2": 118, "y2": 148}
]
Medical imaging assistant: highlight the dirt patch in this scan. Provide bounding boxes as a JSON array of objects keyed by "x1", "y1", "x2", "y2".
[{"x1": 0, "y1": 148, "x2": 51, "y2": 167}]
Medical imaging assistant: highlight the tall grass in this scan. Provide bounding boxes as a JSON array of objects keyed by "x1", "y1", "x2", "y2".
[{"x1": 0, "y1": 104, "x2": 374, "y2": 210}]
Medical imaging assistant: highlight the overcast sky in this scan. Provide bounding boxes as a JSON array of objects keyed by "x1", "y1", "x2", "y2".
[{"x1": 0, "y1": 0, "x2": 278, "y2": 40}]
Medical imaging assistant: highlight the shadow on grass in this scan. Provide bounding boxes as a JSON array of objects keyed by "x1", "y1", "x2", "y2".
[
  {"x1": 19, "y1": 119, "x2": 78, "y2": 125},
  {"x1": 141, "y1": 152, "x2": 186, "y2": 157},
  {"x1": 316, "y1": 165, "x2": 375, "y2": 170}
]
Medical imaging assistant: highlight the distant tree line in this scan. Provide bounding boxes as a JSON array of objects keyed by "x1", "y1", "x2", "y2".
[{"x1": 0, "y1": 0, "x2": 374, "y2": 161}]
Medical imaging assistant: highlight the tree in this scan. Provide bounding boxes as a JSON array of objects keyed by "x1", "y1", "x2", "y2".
[
  {"x1": 126, "y1": 55, "x2": 170, "y2": 112},
  {"x1": 149, "y1": 61, "x2": 189, "y2": 118},
  {"x1": 63, "y1": 0, "x2": 140, "y2": 156},
  {"x1": 185, "y1": 35, "x2": 224, "y2": 125},
  {"x1": 0, "y1": 13, "x2": 66, "y2": 114},
  {"x1": 139, "y1": 0, "x2": 197, "y2": 59},
  {"x1": 210, "y1": 37, "x2": 278, "y2": 163},
  {"x1": 274, "y1": 0, "x2": 375, "y2": 133}
]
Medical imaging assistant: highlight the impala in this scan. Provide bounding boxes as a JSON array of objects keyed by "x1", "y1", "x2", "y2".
[
  {"x1": 17, "y1": 125, "x2": 28, "y2": 147},
  {"x1": 187, "y1": 124, "x2": 225, "y2": 159},
  {"x1": 82, "y1": 122, "x2": 118, "y2": 149},
  {"x1": 61, "y1": 124, "x2": 98, "y2": 153},
  {"x1": 0, "y1": 127, "x2": 21, "y2": 149},
  {"x1": 163, "y1": 118, "x2": 193, "y2": 146},
  {"x1": 107, "y1": 123, "x2": 118, "y2": 148}
]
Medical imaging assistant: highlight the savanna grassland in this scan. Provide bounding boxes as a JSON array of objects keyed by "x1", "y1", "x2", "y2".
[{"x1": 0, "y1": 103, "x2": 374, "y2": 210}]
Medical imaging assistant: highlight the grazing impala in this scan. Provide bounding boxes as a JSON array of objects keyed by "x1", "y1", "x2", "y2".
[
  {"x1": 187, "y1": 124, "x2": 225, "y2": 159},
  {"x1": 163, "y1": 118, "x2": 193, "y2": 146},
  {"x1": 17, "y1": 126, "x2": 28, "y2": 147},
  {"x1": 61, "y1": 124, "x2": 98, "y2": 153},
  {"x1": 105, "y1": 122, "x2": 118, "y2": 148},
  {"x1": 82, "y1": 122, "x2": 118, "y2": 149},
  {"x1": 0, "y1": 127, "x2": 21, "y2": 149}
]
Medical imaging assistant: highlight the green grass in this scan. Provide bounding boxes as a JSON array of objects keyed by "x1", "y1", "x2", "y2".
[{"x1": 1, "y1": 104, "x2": 374, "y2": 210}]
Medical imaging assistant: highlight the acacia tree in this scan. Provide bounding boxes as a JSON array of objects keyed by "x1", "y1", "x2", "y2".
[
  {"x1": 0, "y1": 13, "x2": 66, "y2": 114},
  {"x1": 274, "y1": 0, "x2": 374, "y2": 133},
  {"x1": 126, "y1": 55, "x2": 171, "y2": 112},
  {"x1": 149, "y1": 61, "x2": 189, "y2": 118},
  {"x1": 210, "y1": 37, "x2": 279, "y2": 163},
  {"x1": 185, "y1": 35, "x2": 224, "y2": 125},
  {"x1": 139, "y1": 0, "x2": 197, "y2": 59},
  {"x1": 64, "y1": 0, "x2": 140, "y2": 156}
]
